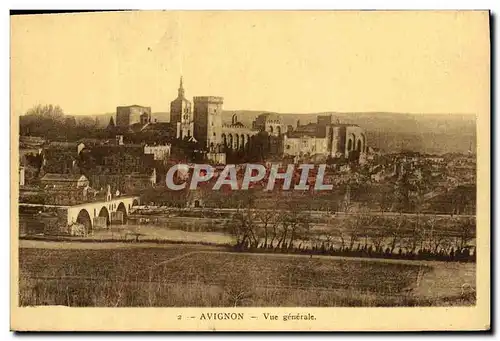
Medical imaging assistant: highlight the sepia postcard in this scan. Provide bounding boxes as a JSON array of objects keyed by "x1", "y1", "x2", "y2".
[{"x1": 10, "y1": 10, "x2": 490, "y2": 331}]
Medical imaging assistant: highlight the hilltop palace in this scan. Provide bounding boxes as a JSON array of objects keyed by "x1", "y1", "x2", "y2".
[{"x1": 116, "y1": 77, "x2": 367, "y2": 164}]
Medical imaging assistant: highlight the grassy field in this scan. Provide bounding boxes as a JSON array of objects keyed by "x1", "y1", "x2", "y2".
[{"x1": 18, "y1": 245, "x2": 475, "y2": 307}]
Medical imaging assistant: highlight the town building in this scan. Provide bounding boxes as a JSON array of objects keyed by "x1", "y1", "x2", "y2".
[
  {"x1": 206, "y1": 152, "x2": 227, "y2": 165},
  {"x1": 252, "y1": 113, "x2": 287, "y2": 136},
  {"x1": 144, "y1": 144, "x2": 171, "y2": 161},
  {"x1": 40, "y1": 173, "x2": 89, "y2": 189},
  {"x1": 220, "y1": 114, "x2": 258, "y2": 152},
  {"x1": 116, "y1": 105, "x2": 152, "y2": 127},
  {"x1": 167, "y1": 79, "x2": 367, "y2": 163},
  {"x1": 192, "y1": 95, "x2": 224, "y2": 149},
  {"x1": 124, "y1": 169, "x2": 157, "y2": 192},
  {"x1": 41, "y1": 142, "x2": 85, "y2": 174},
  {"x1": 283, "y1": 115, "x2": 367, "y2": 162}
]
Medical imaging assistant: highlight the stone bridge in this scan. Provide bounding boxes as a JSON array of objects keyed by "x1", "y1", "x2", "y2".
[{"x1": 66, "y1": 196, "x2": 140, "y2": 230}]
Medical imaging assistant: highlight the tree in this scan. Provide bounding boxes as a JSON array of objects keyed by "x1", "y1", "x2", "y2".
[
  {"x1": 78, "y1": 117, "x2": 98, "y2": 128},
  {"x1": 386, "y1": 215, "x2": 408, "y2": 253},
  {"x1": 370, "y1": 229, "x2": 386, "y2": 253},
  {"x1": 20, "y1": 104, "x2": 66, "y2": 138},
  {"x1": 256, "y1": 209, "x2": 282, "y2": 248},
  {"x1": 220, "y1": 270, "x2": 254, "y2": 307},
  {"x1": 107, "y1": 116, "x2": 116, "y2": 129},
  {"x1": 282, "y1": 211, "x2": 310, "y2": 249},
  {"x1": 344, "y1": 213, "x2": 377, "y2": 251},
  {"x1": 26, "y1": 104, "x2": 64, "y2": 121},
  {"x1": 226, "y1": 208, "x2": 259, "y2": 248},
  {"x1": 393, "y1": 172, "x2": 411, "y2": 213},
  {"x1": 65, "y1": 116, "x2": 77, "y2": 128},
  {"x1": 402, "y1": 219, "x2": 425, "y2": 254},
  {"x1": 424, "y1": 216, "x2": 447, "y2": 253},
  {"x1": 455, "y1": 217, "x2": 475, "y2": 250},
  {"x1": 359, "y1": 215, "x2": 379, "y2": 247}
]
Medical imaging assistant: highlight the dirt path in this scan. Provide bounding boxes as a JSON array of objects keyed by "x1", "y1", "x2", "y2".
[
  {"x1": 20, "y1": 239, "x2": 473, "y2": 267},
  {"x1": 18, "y1": 239, "x2": 221, "y2": 251}
]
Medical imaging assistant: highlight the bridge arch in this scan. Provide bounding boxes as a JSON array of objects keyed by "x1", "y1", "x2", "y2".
[
  {"x1": 98, "y1": 206, "x2": 110, "y2": 225},
  {"x1": 117, "y1": 202, "x2": 128, "y2": 224},
  {"x1": 76, "y1": 209, "x2": 92, "y2": 232}
]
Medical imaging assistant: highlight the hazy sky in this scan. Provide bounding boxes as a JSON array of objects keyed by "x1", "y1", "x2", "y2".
[{"x1": 11, "y1": 11, "x2": 489, "y2": 116}]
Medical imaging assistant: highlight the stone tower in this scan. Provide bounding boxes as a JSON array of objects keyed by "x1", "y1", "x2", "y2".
[
  {"x1": 328, "y1": 126, "x2": 342, "y2": 157},
  {"x1": 193, "y1": 96, "x2": 224, "y2": 149},
  {"x1": 170, "y1": 77, "x2": 194, "y2": 139}
]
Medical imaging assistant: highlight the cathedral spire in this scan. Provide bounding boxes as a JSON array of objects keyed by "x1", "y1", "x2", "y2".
[{"x1": 178, "y1": 76, "x2": 185, "y2": 98}]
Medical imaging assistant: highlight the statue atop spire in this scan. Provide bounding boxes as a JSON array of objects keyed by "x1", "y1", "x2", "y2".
[{"x1": 178, "y1": 76, "x2": 185, "y2": 98}]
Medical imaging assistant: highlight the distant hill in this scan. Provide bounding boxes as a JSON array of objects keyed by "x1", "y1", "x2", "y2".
[{"x1": 76, "y1": 110, "x2": 476, "y2": 155}]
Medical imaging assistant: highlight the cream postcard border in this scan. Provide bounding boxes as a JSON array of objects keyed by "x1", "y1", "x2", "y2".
[{"x1": 9, "y1": 10, "x2": 491, "y2": 332}]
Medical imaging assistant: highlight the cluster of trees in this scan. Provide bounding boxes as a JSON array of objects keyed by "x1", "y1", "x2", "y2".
[
  {"x1": 225, "y1": 209, "x2": 310, "y2": 250},
  {"x1": 20, "y1": 104, "x2": 165, "y2": 143},
  {"x1": 19, "y1": 104, "x2": 105, "y2": 140},
  {"x1": 224, "y1": 207, "x2": 476, "y2": 262}
]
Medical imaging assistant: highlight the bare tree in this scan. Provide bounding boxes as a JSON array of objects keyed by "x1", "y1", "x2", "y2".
[
  {"x1": 275, "y1": 218, "x2": 289, "y2": 249},
  {"x1": 386, "y1": 215, "x2": 408, "y2": 253},
  {"x1": 424, "y1": 216, "x2": 447, "y2": 252},
  {"x1": 344, "y1": 213, "x2": 377, "y2": 250},
  {"x1": 349, "y1": 211, "x2": 379, "y2": 248},
  {"x1": 256, "y1": 209, "x2": 282, "y2": 248},
  {"x1": 225, "y1": 208, "x2": 259, "y2": 248},
  {"x1": 455, "y1": 217, "x2": 475, "y2": 250},
  {"x1": 220, "y1": 272, "x2": 254, "y2": 307},
  {"x1": 402, "y1": 219, "x2": 425, "y2": 254},
  {"x1": 370, "y1": 230, "x2": 386, "y2": 253},
  {"x1": 285, "y1": 211, "x2": 311, "y2": 249},
  {"x1": 26, "y1": 104, "x2": 65, "y2": 121}
]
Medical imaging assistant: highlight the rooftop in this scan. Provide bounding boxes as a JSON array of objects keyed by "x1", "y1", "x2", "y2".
[
  {"x1": 41, "y1": 173, "x2": 88, "y2": 182},
  {"x1": 223, "y1": 121, "x2": 248, "y2": 129},
  {"x1": 287, "y1": 131, "x2": 325, "y2": 138},
  {"x1": 117, "y1": 104, "x2": 150, "y2": 109},
  {"x1": 45, "y1": 141, "x2": 81, "y2": 149},
  {"x1": 256, "y1": 112, "x2": 282, "y2": 121}
]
